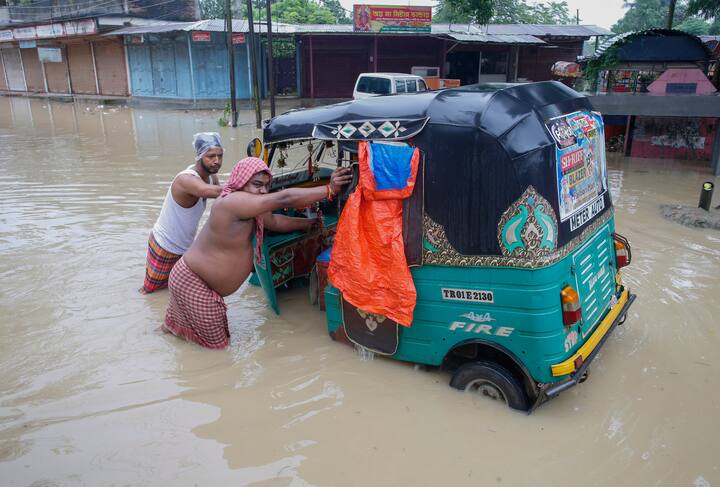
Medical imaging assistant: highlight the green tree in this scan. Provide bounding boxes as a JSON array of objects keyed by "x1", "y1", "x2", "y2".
[
  {"x1": 528, "y1": 1, "x2": 574, "y2": 23},
  {"x1": 320, "y1": 0, "x2": 351, "y2": 23},
  {"x1": 490, "y1": 0, "x2": 533, "y2": 23},
  {"x1": 271, "y1": 0, "x2": 335, "y2": 23},
  {"x1": 433, "y1": 0, "x2": 573, "y2": 25},
  {"x1": 611, "y1": 0, "x2": 689, "y2": 33},
  {"x1": 440, "y1": 0, "x2": 494, "y2": 24},
  {"x1": 675, "y1": 15, "x2": 712, "y2": 33},
  {"x1": 433, "y1": 0, "x2": 471, "y2": 23},
  {"x1": 240, "y1": 0, "x2": 338, "y2": 24},
  {"x1": 686, "y1": 0, "x2": 720, "y2": 19},
  {"x1": 199, "y1": 0, "x2": 225, "y2": 19},
  {"x1": 710, "y1": 17, "x2": 720, "y2": 33}
]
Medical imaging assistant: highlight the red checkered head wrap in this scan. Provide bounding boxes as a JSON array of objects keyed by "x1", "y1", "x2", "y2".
[{"x1": 220, "y1": 157, "x2": 273, "y2": 264}]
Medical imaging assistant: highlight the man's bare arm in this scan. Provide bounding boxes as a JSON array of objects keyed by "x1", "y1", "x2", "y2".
[
  {"x1": 223, "y1": 168, "x2": 352, "y2": 220},
  {"x1": 263, "y1": 213, "x2": 316, "y2": 233},
  {"x1": 174, "y1": 174, "x2": 223, "y2": 199}
]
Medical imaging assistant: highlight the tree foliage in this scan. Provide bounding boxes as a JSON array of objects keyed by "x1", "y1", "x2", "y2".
[
  {"x1": 201, "y1": 0, "x2": 344, "y2": 23},
  {"x1": 611, "y1": 0, "x2": 691, "y2": 32},
  {"x1": 433, "y1": 0, "x2": 573, "y2": 25},
  {"x1": 686, "y1": 0, "x2": 720, "y2": 19},
  {"x1": 319, "y1": 0, "x2": 351, "y2": 24},
  {"x1": 199, "y1": 0, "x2": 225, "y2": 19},
  {"x1": 675, "y1": 15, "x2": 713, "y2": 33},
  {"x1": 271, "y1": 0, "x2": 335, "y2": 23}
]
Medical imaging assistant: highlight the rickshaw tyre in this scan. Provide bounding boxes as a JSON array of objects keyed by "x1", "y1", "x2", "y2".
[
  {"x1": 450, "y1": 361, "x2": 529, "y2": 411},
  {"x1": 308, "y1": 266, "x2": 319, "y2": 306}
]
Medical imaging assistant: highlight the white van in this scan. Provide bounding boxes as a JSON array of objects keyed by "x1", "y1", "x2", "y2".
[{"x1": 353, "y1": 73, "x2": 428, "y2": 100}]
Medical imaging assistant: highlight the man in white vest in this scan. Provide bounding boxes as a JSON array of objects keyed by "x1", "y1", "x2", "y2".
[{"x1": 140, "y1": 132, "x2": 224, "y2": 294}]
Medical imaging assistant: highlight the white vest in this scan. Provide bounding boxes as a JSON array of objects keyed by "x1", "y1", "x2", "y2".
[{"x1": 152, "y1": 166, "x2": 208, "y2": 255}]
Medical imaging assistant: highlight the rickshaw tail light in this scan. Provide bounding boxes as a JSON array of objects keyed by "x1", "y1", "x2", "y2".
[
  {"x1": 561, "y1": 286, "x2": 582, "y2": 325},
  {"x1": 615, "y1": 241, "x2": 629, "y2": 268},
  {"x1": 614, "y1": 234, "x2": 632, "y2": 268}
]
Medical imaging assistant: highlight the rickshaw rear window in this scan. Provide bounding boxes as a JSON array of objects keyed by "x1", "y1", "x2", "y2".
[{"x1": 357, "y1": 76, "x2": 392, "y2": 95}]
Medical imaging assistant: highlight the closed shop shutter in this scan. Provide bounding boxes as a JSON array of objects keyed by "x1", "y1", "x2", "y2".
[
  {"x1": 20, "y1": 48, "x2": 45, "y2": 92},
  {"x1": 127, "y1": 45, "x2": 153, "y2": 96},
  {"x1": 2, "y1": 48, "x2": 27, "y2": 91},
  {"x1": 45, "y1": 48, "x2": 70, "y2": 93},
  {"x1": 311, "y1": 49, "x2": 366, "y2": 98},
  {"x1": 94, "y1": 40, "x2": 129, "y2": 96},
  {"x1": 150, "y1": 43, "x2": 177, "y2": 97},
  {"x1": 68, "y1": 43, "x2": 97, "y2": 94},
  {"x1": 0, "y1": 51, "x2": 7, "y2": 91}
]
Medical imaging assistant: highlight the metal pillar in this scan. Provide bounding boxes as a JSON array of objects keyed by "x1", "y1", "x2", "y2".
[
  {"x1": 186, "y1": 35, "x2": 196, "y2": 104},
  {"x1": 712, "y1": 123, "x2": 720, "y2": 176},
  {"x1": 309, "y1": 35, "x2": 314, "y2": 99},
  {"x1": 265, "y1": 0, "x2": 275, "y2": 117},
  {"x1": 226, "y1": 0, "x2": 238, "y2": 127},
  {"x1": 246, "y1": 0, "x2": 262, "y2": 128}
]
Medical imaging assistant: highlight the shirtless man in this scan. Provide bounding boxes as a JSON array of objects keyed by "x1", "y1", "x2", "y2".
[
  {"x1": 141, "y1": 132, "x2": 223, "y2": 294},
  {"x1": 163, "y1": 157, "x2": 352, "y2": 349}
]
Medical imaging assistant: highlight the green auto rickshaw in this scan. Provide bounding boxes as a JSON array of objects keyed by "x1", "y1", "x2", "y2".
[{"x1": 250, "y1": 81, "x2": 635, "y2": 412}]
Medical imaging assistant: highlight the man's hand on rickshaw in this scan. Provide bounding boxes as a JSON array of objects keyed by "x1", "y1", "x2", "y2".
[{"x1": 329, "y1": 167, "x2": 353, "y2": 198}]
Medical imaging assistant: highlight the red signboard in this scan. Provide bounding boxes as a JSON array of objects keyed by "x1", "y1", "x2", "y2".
[
  {"x1": 192, "y1": 31, "x2": 212, "y2": 42},
  {"x1": 560, "y1": 148, "x2": 584, "y2": 172},
  {"x1": 353, "y1": 4, "x2": 432, "y2": 32},
  {"x1": 232, "y1": 33, "x2": 245, "y2": 44}
]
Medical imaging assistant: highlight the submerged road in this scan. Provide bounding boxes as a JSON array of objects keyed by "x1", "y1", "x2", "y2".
[{"x1": 1, "y1": 97, "x2": 719, "y2": 486}]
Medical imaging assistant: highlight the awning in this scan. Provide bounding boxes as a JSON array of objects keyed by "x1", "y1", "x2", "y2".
[{"x1": 446, "y1": 33, "x2": 545, "y2": 44}]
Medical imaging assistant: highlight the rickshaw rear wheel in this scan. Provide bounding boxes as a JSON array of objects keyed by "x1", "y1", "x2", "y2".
[
  {"x1": 308, "y1": 266, "x2": 319, "y2": 305},
  {"x1": 450, "y1": 361, "x2": 529, "y2": 411}
]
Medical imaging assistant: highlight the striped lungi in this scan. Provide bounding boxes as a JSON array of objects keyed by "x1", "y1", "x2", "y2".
[
  {"x1": 163, "y1": 257, "x2": 229, "y2": 349},
  {"x1": 141, "y1": 232, "x2": 181, "y2": 294}
]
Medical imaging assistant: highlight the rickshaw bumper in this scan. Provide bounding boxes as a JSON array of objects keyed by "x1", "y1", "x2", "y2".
[{"x1": 534, "y1": 289, "x2": 636, "y2": 408}]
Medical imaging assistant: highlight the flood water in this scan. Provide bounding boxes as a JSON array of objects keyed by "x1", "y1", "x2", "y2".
[{"x1": 1, "y1": 96, "x2": 719, "y2": 487}]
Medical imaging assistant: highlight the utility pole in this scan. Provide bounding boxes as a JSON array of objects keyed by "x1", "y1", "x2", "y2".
[
  {"x1": 576, "y1": 9, "x2": 580, "y2": 24},
  {"x1": 225, "y1": 0, "x2": 238, "y2": 127},
  {"x1": 266, "y1": 0, "x2": 276, "y2": 117},
  {"x1": 246, "y1": 0, "x2": 262, "y2": 128},
  {"x1": 666, "y1": 0, "x2": 677, "y2": 29}
]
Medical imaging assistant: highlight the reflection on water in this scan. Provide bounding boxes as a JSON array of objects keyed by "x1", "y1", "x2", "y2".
[{"x1": 1, "y1": 97, "x2": 720, "y2": 486}]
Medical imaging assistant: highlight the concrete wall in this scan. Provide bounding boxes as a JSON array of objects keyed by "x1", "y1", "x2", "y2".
[{"x1": 126, "y1": 31, "x2": 261, "y2": 101}]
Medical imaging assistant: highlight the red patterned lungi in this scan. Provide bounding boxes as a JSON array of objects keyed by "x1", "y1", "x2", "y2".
[
  {"x1": 163, "y1": 257, "x2": 230, "y2": 349},
  {"x1": 141, "y1": 232, "x2": 181, "y2": 294}
]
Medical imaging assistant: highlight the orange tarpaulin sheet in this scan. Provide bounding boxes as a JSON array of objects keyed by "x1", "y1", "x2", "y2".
[{"x1": 328, "y1": 141, "x2": 420, "y2": 326}]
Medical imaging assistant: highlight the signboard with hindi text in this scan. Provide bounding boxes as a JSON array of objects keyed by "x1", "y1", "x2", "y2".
[{"x1": 353, "y1": 4, "x2": 432, "y2": 33}]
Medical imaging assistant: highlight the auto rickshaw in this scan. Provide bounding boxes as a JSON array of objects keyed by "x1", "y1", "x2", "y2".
[{"x1": 250, "y1": 81, "x2": 636, "y2": 412}]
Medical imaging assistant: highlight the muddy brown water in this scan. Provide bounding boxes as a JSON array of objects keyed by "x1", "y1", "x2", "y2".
[{"x1": 1, "y1": 97, "x2": 719, "y2": 487}]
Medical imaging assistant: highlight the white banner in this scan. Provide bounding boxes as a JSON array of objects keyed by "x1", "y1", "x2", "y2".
[{"x1": 36, "y1": 24, "x2": 65, "y2": 38}]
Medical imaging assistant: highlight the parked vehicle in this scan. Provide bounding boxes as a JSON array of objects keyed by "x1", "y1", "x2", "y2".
[
  {"x1": 353, "y1": 73, "x2": 428, "y2": 99},
  {"x1": 252, "y1": 81, "x2": 636, "y2": 412}
]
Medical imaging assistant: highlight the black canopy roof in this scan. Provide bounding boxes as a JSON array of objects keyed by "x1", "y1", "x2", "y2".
[
  {"x1": 264, "y1": 82, "x2": 607, "y2": 258},
  {"x1": 263, "y1": 81, "x2": 588, "y2": 155}
]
